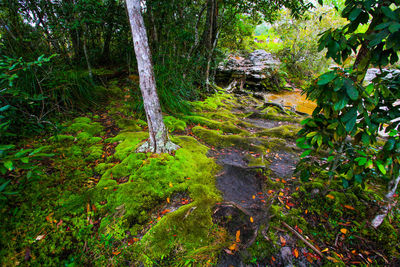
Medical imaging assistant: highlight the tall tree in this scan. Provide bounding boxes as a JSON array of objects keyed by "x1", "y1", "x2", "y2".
[{"x1": 125, "y1": 0, "x2": 179, "y2": 153}]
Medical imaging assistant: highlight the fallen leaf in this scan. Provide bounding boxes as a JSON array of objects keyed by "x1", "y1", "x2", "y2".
[
  {"x1": 326, "y1": 256, "x2": 339, "y2": 263},
  {"x1": 228, "y1": 243, "x2": 237, "y2": 251},
  {"x1": 306, "y1": 255, "x2": 313, "y2": 263},
  {"x1": 344, "y1": 205, "x2": 355, "y2": 210},
  {"x1": 271, "y1": 256, "x2": 276, "y2": 262},
  {"x1": 224, "y1": 249, "x2": 234, "y2": 255},
  {"x1": 326, "y1": 194, "x2": 335, "y2": 199},
  {"x1": 250, "y1": 217, "x2": 254, "y2": 223},
  {"x1": 35, "y1": 235, "x2": 45, "y2": 241},
  {"x1": 321, "y1": 248, "x2": 329, "y2": 253},
  {"x1": 161, "y1": 209, "x2": 171, "y2": 215},
  {"x1": 236, "y1": 230, "x2": 241, "y2": 243},
  {"x1": 252, "y1": 195, "x2": 256, "y2": 199},
  {"x1": 112, "y1": 251, "x2": 121, "y2": 255},
  {"x1": 279, "y1": 192, "x2": 284, "y2": 196},
  {"x1": 340, "y1": 228, "x2": 348, "y2": 234},
  {"x1": 293, "y1": 248, "x2": 299, "y2": 258},
  {"x1": 280, "y1": 236, "x2": 286, "y2": 246},
  {"x1": 167, "y1": 197, "x2": 170, "y2": 203},
  {"x1": 267, "y1": 190, "x2": 274, "y2": 194},
  {"x1": 169, "y1": 182, "x2": 173, "y2": 188}
]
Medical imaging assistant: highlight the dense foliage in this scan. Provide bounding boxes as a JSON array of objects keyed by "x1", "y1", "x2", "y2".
[{"x1": 297, "y1": 0, "x2": 400, "y2": 194}]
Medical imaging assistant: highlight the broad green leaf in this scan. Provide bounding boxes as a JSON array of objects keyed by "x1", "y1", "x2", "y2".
[
  {"x1": 0, "y1": 180, "x2": 11, "y2": 192},
  {"x1": 306, "y1": 132, "x2": 318, "y2": 138},
  {"x1": 349, "y1": 8, "x2": 362, "y2": 21},
  {"x1": 383, "y1": 138, "x2": 395, "y2": 151},
  {"x1": 4, "y1": 160, "x2": 13, "y2": 171},
  {"x1": 361, "y1": 133, "x2": 370, "y2": 145},
  {"x1": 342, "y1": 107, "x2": 357, "y2": 123},
  {"x1": 334, "y1": 96, "x2": 348, "y2": 111},
  {"x1": 355, "y1": 157, "x2": 367, "y2": 166},
  {"x1": 20, "y1": 157, "x2": 29, "y2": 163},
  {"x1": 345, "y1": 80, "x2": 358, "y2": 100},
  {"x1": 300, "y1": 149, "x2": 312, "y2": 158},
  {"x1": 317, "y1": 71, "x2": 336, "y2": 85},
  {"x1": 376, "y1": 161, "x2": 386, "y2": 175},
  {"x1": 389, "y1": 23, "x2": 400, "y2": 33},
  {"x1": 345, "y1": 115, "x2": 357, "y2": 132},
  {"x1": 382, "y1": 6, "x2": 397, "y2": 20}
]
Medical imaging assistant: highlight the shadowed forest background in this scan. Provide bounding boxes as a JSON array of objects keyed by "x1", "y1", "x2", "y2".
[{"x1": 1, "y1": 0, "x2": 400, "y2": 265}]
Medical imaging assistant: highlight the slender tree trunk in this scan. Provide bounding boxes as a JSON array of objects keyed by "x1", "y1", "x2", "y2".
[
  {"x1": 125, "y1": 0, "x2": 179, "y2": 154},
  {"x1": 83, "y1": 24, "x2": 93, "y2": 80}
]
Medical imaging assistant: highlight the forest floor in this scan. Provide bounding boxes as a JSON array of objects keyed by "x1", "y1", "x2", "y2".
[{"x1": 1, "y1": 77, "x2": 399, "y2": 266}]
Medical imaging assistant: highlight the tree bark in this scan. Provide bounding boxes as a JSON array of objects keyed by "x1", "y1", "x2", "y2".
[{"x1": 125, "y1": 0, "x2": 179, "y2": 154}]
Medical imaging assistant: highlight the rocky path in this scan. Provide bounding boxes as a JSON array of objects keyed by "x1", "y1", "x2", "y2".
[{"x1": 196, "y1": 91, "x2": 319, "y2": 266}]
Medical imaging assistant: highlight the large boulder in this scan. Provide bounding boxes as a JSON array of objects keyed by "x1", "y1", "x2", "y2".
[{"x1": 216, "y1": 50, "x2": 284, "y2": 91}]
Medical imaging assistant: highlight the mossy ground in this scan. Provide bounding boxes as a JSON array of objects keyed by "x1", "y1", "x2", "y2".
[{"x1": 1, "y1": 79, "x2": 399, "y2": 266}]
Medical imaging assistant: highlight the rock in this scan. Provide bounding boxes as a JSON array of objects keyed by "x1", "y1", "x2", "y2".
[
  {"x1": 280, "y1": 246, "x2": 294, "y2": 267},
  {"x1": 364, "y1": 68, "x2": 400, "y2": 83},
  {"x1": 216, "y1": 50, "x2": 283, "y2": 91}
]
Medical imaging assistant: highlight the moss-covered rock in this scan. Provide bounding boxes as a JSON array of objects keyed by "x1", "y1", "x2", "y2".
[
  {"x1": 256, "y1": 125, "x2": 301, "y2": 139},
  {"x1": 184, "y1": 115, "x2": 248, "y2": 135},
  {"x1": 65, "y1": 117, "x2": 103, "y2": 136},
  {"x1": 192, "y1": 126, "x2": 266, "y2": 152},
  {"x1": 163, "y1": 116, "x2": 187, "y2": 133}
]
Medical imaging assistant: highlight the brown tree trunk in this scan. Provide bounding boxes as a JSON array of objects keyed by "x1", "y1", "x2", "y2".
[{"x1": 125, "y1": 0, "x2": 179, "y2": 154}]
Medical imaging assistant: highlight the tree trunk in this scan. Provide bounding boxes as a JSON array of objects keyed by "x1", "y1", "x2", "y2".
[{"x1": 125, "y1": 0, "x2": 179, "y2": 154}]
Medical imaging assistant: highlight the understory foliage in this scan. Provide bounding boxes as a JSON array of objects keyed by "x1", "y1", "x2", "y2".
[{"x1": 297, "y1": 1, "x2": 400, "y2": 197}]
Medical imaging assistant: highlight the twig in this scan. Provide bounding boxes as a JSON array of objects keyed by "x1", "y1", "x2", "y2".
[
  {"x1": 218, "y1": 201, "x2": 252, "y2": 217},
  {"x1": 281, "y1": 221, "x2": 324, "y2": 258},
  {"x1": 271, "y1": 226, "x2": 287, "y2": 232}
]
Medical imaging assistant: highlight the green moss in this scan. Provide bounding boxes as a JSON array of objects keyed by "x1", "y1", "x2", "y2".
[
  {"x1": 190, "y1": 91, "x2": 234, "y2": 112},
  {"x1": 256, "y1": 125, "x2": 301, "y2": 139},
  {"x1": 76, "y1": 132, "x2": 102, "y2": 145},
  {"x1": 84, "y1": 144, "x2": 103, "y2": 162},
  {"x1": 90, "y1": 135, "x2": 221, "y2": 263},
  {"x1": 49, "y1": 134, "x2": 75, "y2": 143},
  {"x1": 94, "y1": 163, "x2": 114, "y2": 174},
  {"x1": 163, "y1": 116, "x2": 187, "y2": 132},
  {"x1": 116, "y1": 118, "x2": 146, "y2": 132},
  {"x1": 65, "y1": 117, "x2": 103, "y2": 136},
  {"x1": 192, "y1": 126, "x2": 266, "y2": 152},
  {"x1": 184, "y1": 115, "x2": 247, "y2": 135},
  {"x1": 106, "y1": 131, "x2": 149, "y2": 161}
]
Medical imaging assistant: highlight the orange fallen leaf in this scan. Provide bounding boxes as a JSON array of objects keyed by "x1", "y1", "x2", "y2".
[
  {"x1": 271, "y1": 256, "x2": 276, "y2": 262},
  {"x1": 161, "y1": 209, "x2": 171, "y2": 215},
  {"x1": 293, "y1": 248, "x2": 299, "y2": 258},
  {"x1": 252, "y1": 195, "x2": 256, "y2": 199},
  {"x1": 250, "y1": 217, "x2": 254, "y2": 223},
  {"x1": 228, "y1": 243, "x2": 237, "y2": 251},
  {"x1": 344, "y1": 205, "x2": 355, "y2": 210},
  {"x1": 326, "y1": 194, "x2": 335, "y2": 199},
  {"x1": 235, "y1": 230, "x2": 241, "y2": 243},
  {"x1": 167, "y1": 197, "x2": 170, "y2": 203},
  {"x1": 367, "y1": 258, "x2": 372, "y2": 263},
  {"x1": 279, "y1": 192, "x2": 284, "y2": 196},
  {"x1": 321, "y1": 248, "x2": 329, "y2": 253},
  {"x1": 169, "y1": 182, "x2": 173, "y2": 187},
  {"x1": 112, "y1": 251, "x2": 121, "y2": 256},
  {"x1": 306, "y1": 255, "x2": 313, "y2": 263},
  {"x1": 340, "y1": 228, "x2": 348, "y2": 234},
  {"x1": 267, "y1": 190, "x2": 274, "y2": 194},
  {"x1": 280, "y1": 236, "x2": 286, "y2": 246}
]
